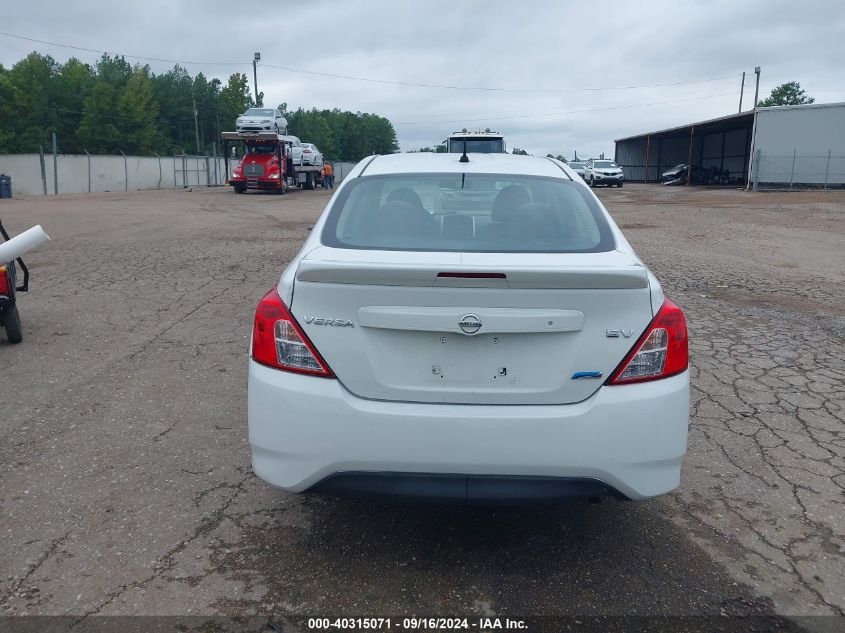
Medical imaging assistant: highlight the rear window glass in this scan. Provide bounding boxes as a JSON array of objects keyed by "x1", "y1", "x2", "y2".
[{"x1": 321, "y1": 173, "x2": 615, "y2": 253}]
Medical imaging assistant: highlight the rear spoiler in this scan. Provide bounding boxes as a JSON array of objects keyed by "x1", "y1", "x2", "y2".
[{"x1": 296, "y1": 261, "x2": 648, "y2": 289}]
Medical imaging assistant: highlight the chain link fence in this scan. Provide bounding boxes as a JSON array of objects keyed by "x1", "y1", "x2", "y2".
[{"x1": 753, "y1": 150, "x2": 845, "y2": 191}]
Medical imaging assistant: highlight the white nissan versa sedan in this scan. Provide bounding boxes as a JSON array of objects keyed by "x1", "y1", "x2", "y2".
[{"x1": 248, "y1": 153, "x2": 689, "y2": 503}]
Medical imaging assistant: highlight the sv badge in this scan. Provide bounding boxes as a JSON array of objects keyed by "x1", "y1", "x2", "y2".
[{"x1": 605, "y1": 328, "x2": 634, "y2": 338}]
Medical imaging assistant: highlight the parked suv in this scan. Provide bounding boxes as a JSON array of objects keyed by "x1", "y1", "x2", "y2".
[
  {"x1": 568, "y1": 161, "x2": 586, "y2": 180},
  {"x1": 584, "y1": 159, "x2": 624, "y2": 187}
]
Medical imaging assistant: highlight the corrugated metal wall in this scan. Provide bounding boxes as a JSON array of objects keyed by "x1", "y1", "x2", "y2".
[
  {"x1": 615, "y1": 135, "x2": 701, "y2": 182},
  {"x1": 754, "y1": 104, "x2": 845, "y2": 155},
  {"x1": 615, "y1": 126, "x2": 749, "y2": 184},
  {"x1": 752, "y1": 104, "x2": 845, "y2": 187}
]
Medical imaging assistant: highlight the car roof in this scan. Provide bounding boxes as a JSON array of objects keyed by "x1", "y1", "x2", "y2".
[{"x1": 360, "y1": 153, "x2": 571, "y2": 178}]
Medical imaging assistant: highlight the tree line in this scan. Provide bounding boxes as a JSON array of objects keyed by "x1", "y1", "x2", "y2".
[
  {"x1": 281, "y1": 105, "x2": 398, "y2": 161},
  {"x1": 0, "y1": 52, "x2": 399, "y2": 160}
]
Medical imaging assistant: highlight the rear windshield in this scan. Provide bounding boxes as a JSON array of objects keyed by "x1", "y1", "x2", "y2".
[{"x1": 321, "y1": 173, "x2": 615, "y2": 253}]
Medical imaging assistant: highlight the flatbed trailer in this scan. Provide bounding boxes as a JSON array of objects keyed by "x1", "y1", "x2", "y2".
[{"x1": 221, "y1": 131, "x2": 324, "y2": 192}]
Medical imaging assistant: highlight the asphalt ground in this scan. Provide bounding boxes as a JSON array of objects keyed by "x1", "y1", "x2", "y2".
[{"x1": 0, "y1": 183, "x2": 843, "y2": 631}]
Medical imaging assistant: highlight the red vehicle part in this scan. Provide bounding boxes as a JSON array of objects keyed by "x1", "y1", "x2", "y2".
[
  {"x1": 0, "y1": 220, "x2": 28, "y2": 343},
  {"x1": 229, "y1": 139, "x2": 289, "y2": 194}
]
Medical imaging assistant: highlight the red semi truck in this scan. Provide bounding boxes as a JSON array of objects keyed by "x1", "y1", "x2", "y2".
[{"x1": 222, "y1": 132, "x2": 323, "y2": 194}]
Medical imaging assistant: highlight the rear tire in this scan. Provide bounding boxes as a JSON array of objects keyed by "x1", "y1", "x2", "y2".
[
  {"x1": 305, "y1": 172, "x2": 315, "y2": 190},
  {"x1": 4, "y1": 305, "x2": 23, "y2": 344}
]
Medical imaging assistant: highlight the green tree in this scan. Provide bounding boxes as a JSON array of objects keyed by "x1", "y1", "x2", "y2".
[
  {"x1": 0, "y1": 50, "x2": 400, "y2": 159},
  {"x1": 0, "y1": 65, "x2": 20, "y2": 151},
  {"x1": 285, "y1": 107, "x2": 397, "y2": 161},
  {"x1": 219, "y1": 73, "x2": 254, "y2": 132},
  {"x1": 77, "y1": 81, "x2": 121, "y2": 152},
  {"x1": 757, "y1": 81, "x2": 815, "y2": 107},
  {"x1": 77, "y1": 55, "x2": 134, "y2": 153},
  {"x1": 116, "y1": 68, "x2": 159, "y2": 154},
  {"x1": 51, "y1": 58, "x2": 95, "y2": 152},
  {"x1": 1, "y1": 52, "x2": 58, "y2": 151},
  {"x1": 152, "y1": 65, "x2": 194, "y2": 153}
]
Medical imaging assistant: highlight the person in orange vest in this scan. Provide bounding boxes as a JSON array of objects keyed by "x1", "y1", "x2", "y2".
[{"x1": 322, "y1": 162, "x2": 334, "y2": 189}]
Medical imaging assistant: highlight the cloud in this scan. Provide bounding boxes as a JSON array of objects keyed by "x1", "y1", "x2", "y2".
[{"x1": 2, "y1": 0, "x2": 843, "y2": 157}]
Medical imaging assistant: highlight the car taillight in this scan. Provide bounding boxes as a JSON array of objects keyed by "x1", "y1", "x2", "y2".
[
  {"x1": 0, "y1": 266, "x2": 10, "y2": 295},
  {"x1": 251, "y1": 288, "x2": 334, "y2": 377},
  {"x1": 607, "y1": 299, "x2": 688, "y2": 385}
]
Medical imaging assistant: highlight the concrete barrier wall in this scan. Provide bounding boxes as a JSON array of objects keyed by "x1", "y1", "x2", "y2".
[
  {"x1": 0, "y1": 153, "x2": 366, "y2": 197},
  {"x1": 0, "y1": 153, "x2": 227, "y2": 197}
]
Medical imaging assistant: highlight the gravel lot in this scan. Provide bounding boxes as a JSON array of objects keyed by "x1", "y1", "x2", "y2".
[{"x1": 1, "y1": 183, "x2": 843, "y2": 629}]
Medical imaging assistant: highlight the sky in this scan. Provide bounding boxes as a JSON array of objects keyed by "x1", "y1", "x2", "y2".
[{"x1": 2, "y1": 0, "x2": 844, "y2": 158}]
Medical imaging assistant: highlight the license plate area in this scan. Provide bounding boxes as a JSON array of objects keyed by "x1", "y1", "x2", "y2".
[{"x1": 427, "y1": 333, "x2": 517, "y2": 386}]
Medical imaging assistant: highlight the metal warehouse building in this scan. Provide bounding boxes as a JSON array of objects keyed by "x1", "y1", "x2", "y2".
[{"x1": 614, "y1": 102, "x2": 845, "y2": 189}]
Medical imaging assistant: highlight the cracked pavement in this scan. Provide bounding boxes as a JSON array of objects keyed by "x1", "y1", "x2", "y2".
[{"x1": 0, "y1": 184, "x2": 842, "y2": 628}]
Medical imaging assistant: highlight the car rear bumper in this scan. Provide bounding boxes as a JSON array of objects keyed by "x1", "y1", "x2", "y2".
[
  {"x1": 310, "y1": 472, "x2": 626, "y2": 504},
  {"x1": 248, "y1": 361, "x2": 689, "y2": 501}
]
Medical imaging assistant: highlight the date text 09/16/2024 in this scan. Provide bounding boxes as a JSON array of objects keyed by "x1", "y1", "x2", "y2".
[{"x1": 306, "y1": 617, "x2": 528, "y2": 630}]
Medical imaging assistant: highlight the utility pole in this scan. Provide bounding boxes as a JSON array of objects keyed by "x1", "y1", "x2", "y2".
[
  {"x1": 753, "y1": 66, "x2": 762, "y2": 108},
  {"x1": 738, "y1": 71, "x2": 746, "y2": 112},
  {"x1": 253, "y1": 52, "x2": 261, "y2": 105},
  {"x1": 193, "y1": 95, "x2": 200, "y2": 155}
]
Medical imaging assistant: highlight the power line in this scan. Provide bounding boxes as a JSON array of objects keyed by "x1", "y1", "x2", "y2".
[
  {"x1": 393, "y1": 91, "x2": 738, "y2": 125},
  {"x1": 0, "y1": 31, "x2": 244, "y2": 67},
  {"x1": 260, "y1": 62, "x2": 739, "y2": 93},
  {"x1": 1, "y1": 30, "x2": 741, "y2": 94}
]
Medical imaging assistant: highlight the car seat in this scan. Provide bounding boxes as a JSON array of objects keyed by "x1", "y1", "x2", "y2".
[
  {"x1": 476, "y1": 185, "x2": 531, "y2": 240},
  {"x1": 385, "y1": 187, "x2": 425, "y2": 209}
]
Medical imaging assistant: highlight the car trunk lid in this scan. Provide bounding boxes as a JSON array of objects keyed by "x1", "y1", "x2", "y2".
[{"x1": 289, "y1": 247, "x2": 654, "y2": 405}]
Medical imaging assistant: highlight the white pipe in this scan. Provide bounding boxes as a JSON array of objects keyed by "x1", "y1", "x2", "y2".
[{"x1": 0, "y1": 225, "x2": 50, "y2": 262}]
